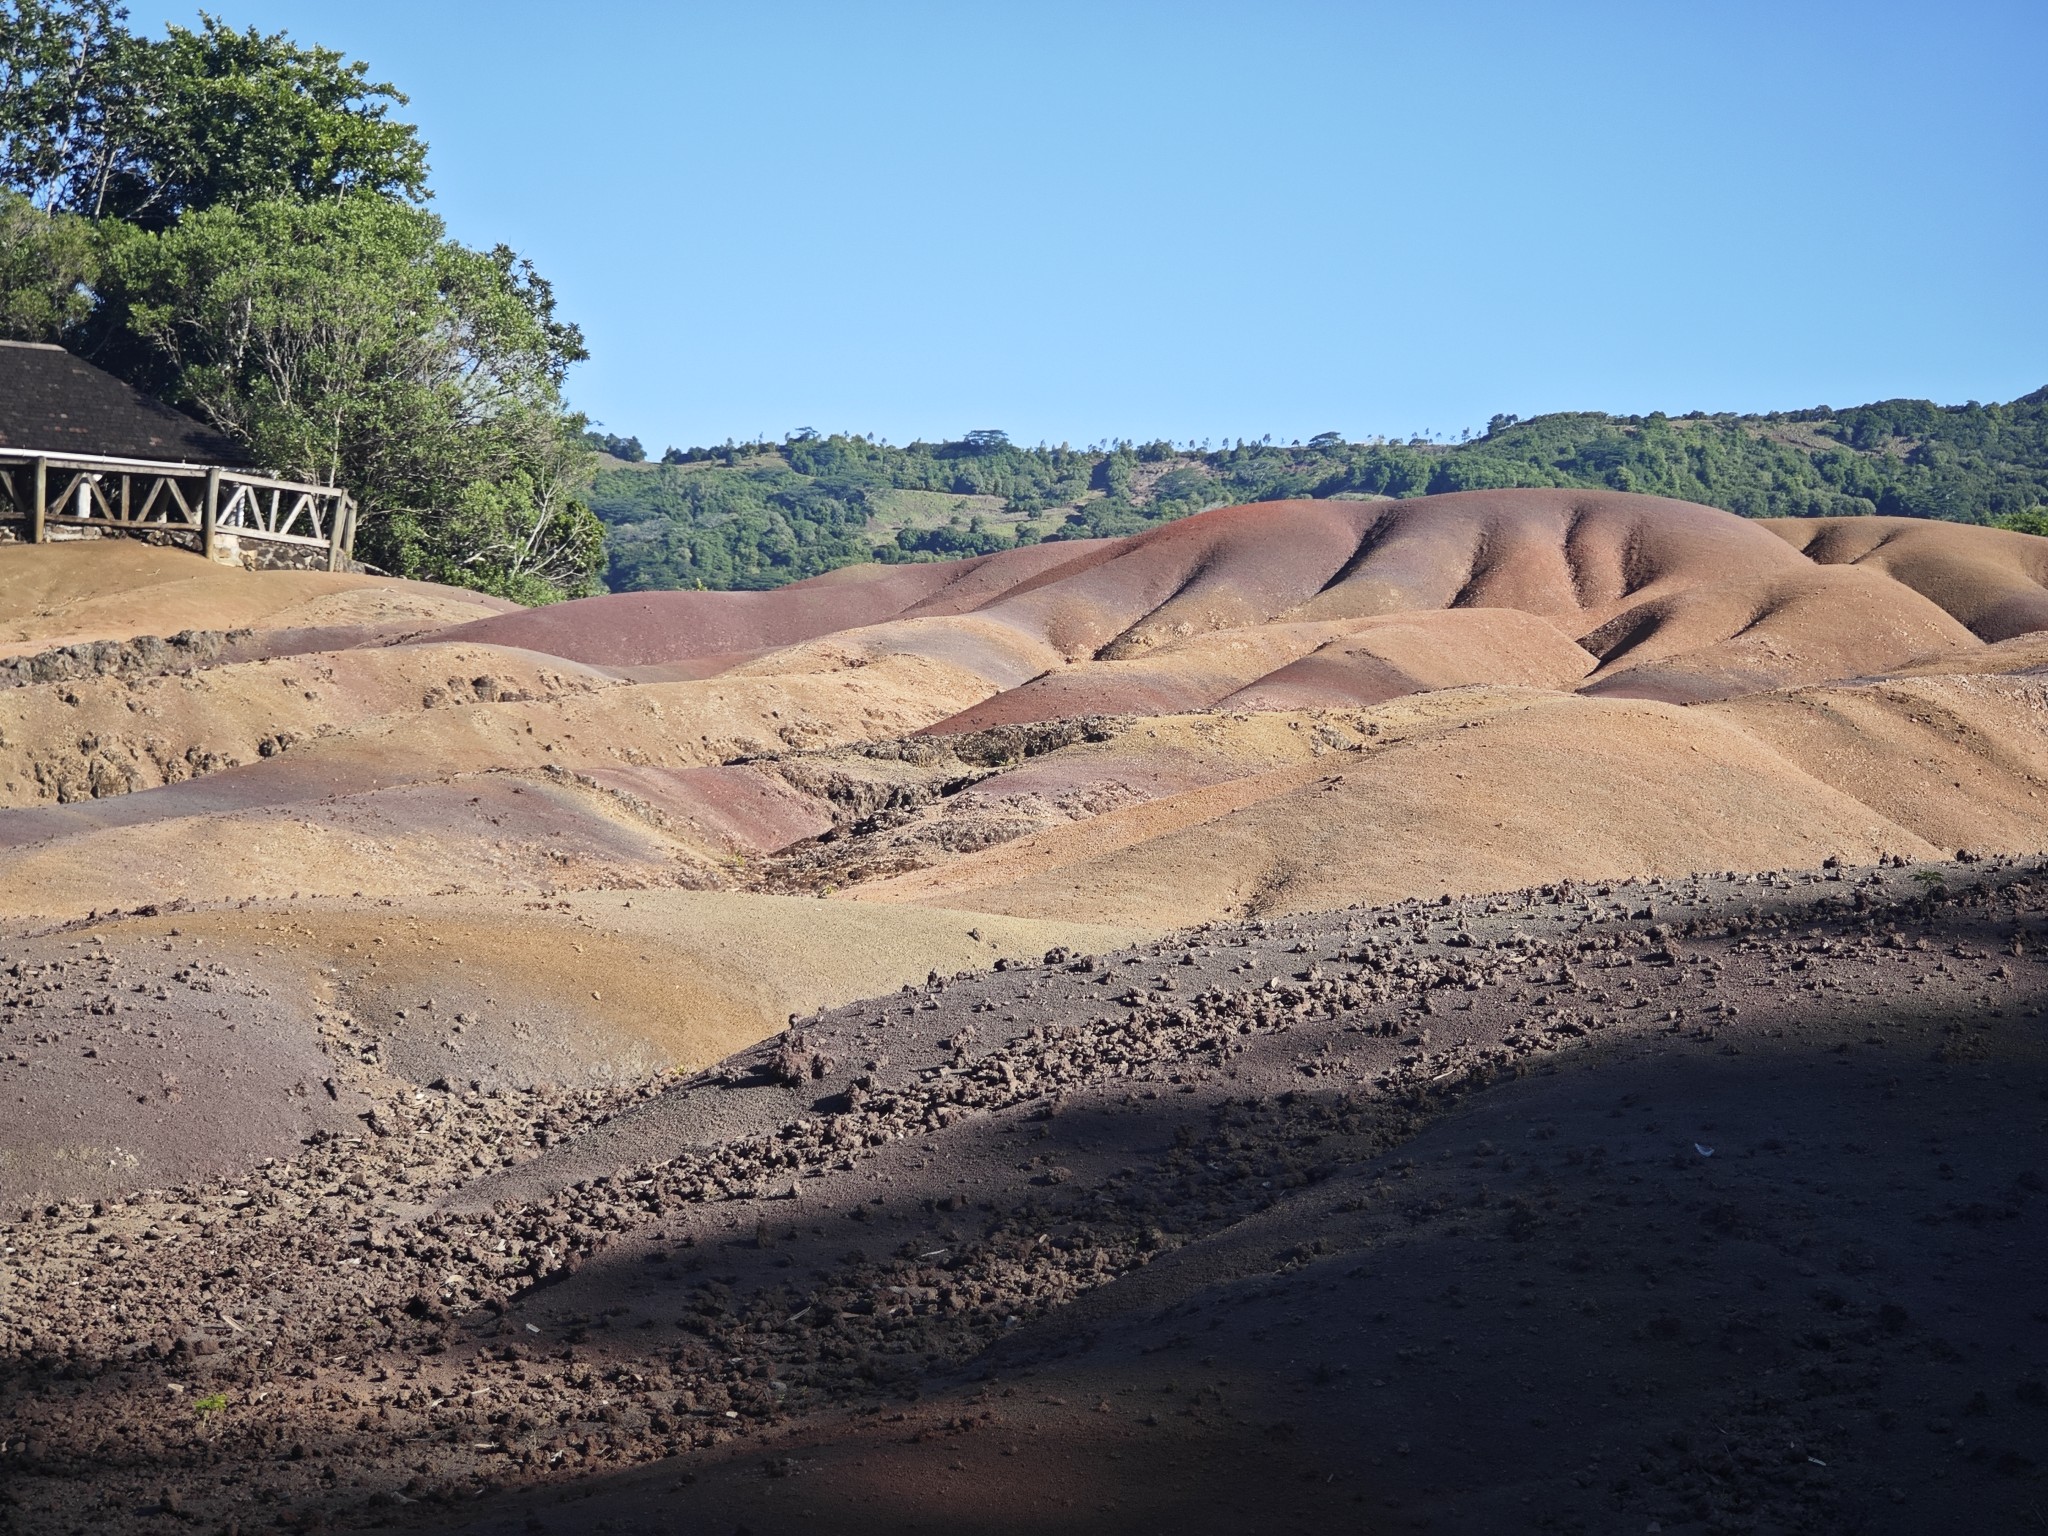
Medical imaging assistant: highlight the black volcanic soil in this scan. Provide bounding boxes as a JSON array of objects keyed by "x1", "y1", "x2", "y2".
[{"x1": 3, "y1": 860, "x2": 2046, "y2": 1536}]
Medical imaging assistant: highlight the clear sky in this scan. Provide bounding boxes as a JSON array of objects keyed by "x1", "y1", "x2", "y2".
[{"x1": 127, "y1": 0, "x2": 2048, "y2": 450}]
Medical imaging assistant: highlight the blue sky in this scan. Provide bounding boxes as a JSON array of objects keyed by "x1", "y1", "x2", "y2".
[{"x1": 129, "y1": 1, "x2": 2048, "y2": 449}]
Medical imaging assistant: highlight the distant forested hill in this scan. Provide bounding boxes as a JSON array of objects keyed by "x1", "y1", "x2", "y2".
[{"x1": 591, "y1": 389, "x2": 2048, "y2": 592}]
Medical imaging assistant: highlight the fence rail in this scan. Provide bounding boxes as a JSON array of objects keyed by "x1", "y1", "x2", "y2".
[{"x1": 0, "y1": 449, "x2": 355, "y2": 569}]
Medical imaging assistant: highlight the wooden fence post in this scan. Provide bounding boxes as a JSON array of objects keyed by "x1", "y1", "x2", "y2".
[
  {"x1": 30, "y1": 457, "x2": 46, "y2": 543},
  {"x1": 325, "y1": 491, "x2": 346, "y2": 572},
  {"x1": 203, "y1": 467, "x2": 220, "y2": 562}
]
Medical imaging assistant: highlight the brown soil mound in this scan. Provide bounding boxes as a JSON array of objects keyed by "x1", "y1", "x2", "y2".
[
  {"x1": 573, "y1": 763, "x2": 837, "y2": 854},
  {"x1": 923, "y1": 609, "x2": 1595, "y2": 731},
  {"x1": 1574, "y1": 564, "x2": 1977, "y2": 703},
  {"x1": 0, "y1": 539, "x2": 512, "y2": 658},
  {"x1": 1219, "y1": 607, "x2": 1597, "y2": 709},
  {"x1": 855, "y1": 693, "x2": 1878, "y2": 924},
  {"x1": 851, "y1": 674, "x2": 2048, "y2": 926},
  {"x1": 0, "y1": 647, "x2": 998, "y2": 910},
  {"x1": 426, "y1": 493, "x2": 2037, "y2": 716},
  {"x1": 958, "y1": 491, "x2": 1977, "y2": 693},
  {"x1": 1765, "y1": 514, "x2": 2048, "y2": 640}
]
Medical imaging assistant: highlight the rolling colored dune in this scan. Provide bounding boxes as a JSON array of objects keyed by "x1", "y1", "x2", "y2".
[{"x1": 5, "y1": 489, "x2": 2047, "y2": 1536}]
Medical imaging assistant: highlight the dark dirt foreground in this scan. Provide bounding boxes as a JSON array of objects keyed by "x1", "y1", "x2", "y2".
[{"x1": 3, "y1": 859, "x2": 2046, "y2": 1536}]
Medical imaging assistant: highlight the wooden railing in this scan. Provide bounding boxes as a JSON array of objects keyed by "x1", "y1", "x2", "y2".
[{"x1": 0, "y1": 449, "x2": 356, "y2": 569}]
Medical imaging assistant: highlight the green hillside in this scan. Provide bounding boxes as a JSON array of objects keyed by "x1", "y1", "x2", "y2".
[{"x1": 593, "y1": 389, "x2": 2048, "y2": 592}]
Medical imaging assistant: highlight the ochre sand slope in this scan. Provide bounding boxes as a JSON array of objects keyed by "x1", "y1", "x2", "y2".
[
  {"x1": 850, "y1": 676, "x2": 2048, "y2": 924},
  {"x1": 0, "y1": 538, "x2": 512, "y2": 657},
  {"x1": 1765, "y1": 513, "x2": 2048, "y2": 641},
  {"x1": 928, "y1": 606, "x2": 1599, "y2": 729}
]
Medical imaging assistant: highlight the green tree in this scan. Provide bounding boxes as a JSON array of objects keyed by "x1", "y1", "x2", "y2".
[
  {"x1": 0, "y1": 186, "x2": 95, "y2": 337},
  {"x1": 102, "y1": 193, "x2": 602, "y2": 602},
  {"x1": 0, "y1": 0, "x2": 126, "y2": 206},
  {"x1": 0, "y1": 4, "x2": 598, "y2": 603},
  {"x1": 1, "y1": 2, "x2": 425, "y2": 226},
  {"x1": 583, "y1": 430, "x2": 644, "y2": 461}
]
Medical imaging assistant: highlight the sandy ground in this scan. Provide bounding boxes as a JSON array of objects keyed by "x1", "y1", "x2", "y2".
[
  {"x1": 0, "y1": 860, "x2": 2041, "y2": 1534},
  {"x1": 0, "y1": 542, "x2": 512, "y2": 660}
]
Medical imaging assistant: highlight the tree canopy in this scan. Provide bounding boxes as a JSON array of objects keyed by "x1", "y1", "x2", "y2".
[
  {"x1": 0, "y1": 2, "x2": 426, "y2": 225},
  {"x1": 0, "y1": 1, "x2": 601, "y2": 602}
]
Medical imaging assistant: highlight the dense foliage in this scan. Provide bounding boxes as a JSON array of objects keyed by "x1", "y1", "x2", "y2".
[
  {"x1": 0, "y1": 1, "x2": 426, "y2": 227},
  {"x1": 582, "y1": 430, "x2": 643, "y2": 462},
  {"x1": 599, "y1": 429, "x2": 1106, "y2": 590},
  {"x1": 0, "y1": 1, "x2": 602, "y2": 602},
  {"x1": 598, "y1": 393, "x2": 2048, "y2": 592},
  {"x1": 1429, "y1": 401, "x2": 2048, "y2": 523}
]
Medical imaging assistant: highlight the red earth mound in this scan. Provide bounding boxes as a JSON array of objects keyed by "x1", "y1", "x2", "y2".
[
  {"x1": 423, "y1": 539, "x2": 1110, "y2": 668},
  {"x1": 914, "y1": 490, "x2": 2003, "y2": 725},
  {"x1": 422, "y1": 490, "x2": 2034, "y2": 726}
]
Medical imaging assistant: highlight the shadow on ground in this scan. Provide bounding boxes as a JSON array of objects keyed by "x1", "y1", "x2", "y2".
[{"x1": 409, "y1": 976, "x2": 2048, "y2": 1535}]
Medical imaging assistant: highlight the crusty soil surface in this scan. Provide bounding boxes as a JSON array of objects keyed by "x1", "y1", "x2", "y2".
[
  {"x1": 0, "y1": 892, "x2": 1135, "y2": 1207},
  {"x1": 3, "y1": 859, "x2": 2043, "y2": 1535}
]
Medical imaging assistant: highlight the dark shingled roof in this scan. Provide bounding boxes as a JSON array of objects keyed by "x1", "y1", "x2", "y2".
[{"x1": 0, "y1": 340, "x2": 249, "y2": 464}]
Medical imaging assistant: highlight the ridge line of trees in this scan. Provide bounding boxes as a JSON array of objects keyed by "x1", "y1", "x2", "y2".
[{"x1": 593, "y1": 392, "x2": 2048, "y2": 592}]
